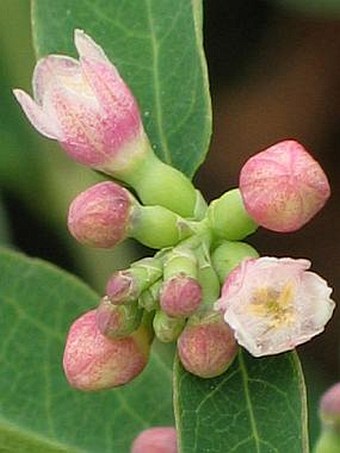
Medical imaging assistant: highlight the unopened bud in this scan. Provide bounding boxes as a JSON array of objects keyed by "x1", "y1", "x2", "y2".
[
  {"x1": 211, "y1": 240, "x2": 259, "y2": 283},
  {"x1": 320, "y1": 383, "x2": 340, "y2": 430},
  {"x1": 315, "y1": 383, "x2": 340, "y2": 453},
  {"x1": 68, "y1": 181, "x2": 193, "y2": 249},
  {"x1": 67, "y1": 181, "x2": 133, "y2": 248},
  {"x1": 153, "y1": 310, "x2": 185, "y2": 343},
  {"x1": 207, "y1": 189, "x2": 258, "y2": 241},
  {"x1": 177, "y1": 312, "x2": 238, "y2": 378},
  {"x1": 239, "y1": 140, "x2": 331, "y2": 232},
  {"x1": 62, "y1": 309, "x2": 151, "y2": 391},
  {"x1": 131, "y1": 427, "x2": 177, "y2": 453},
  {"x1": 106, "y1": 258, "x2": 163, "y2": 305},
  {"x1": 96, "y1": 297, "x2": 142, "y2": 338},
  {"x1": 160, "y1": 274, "x2": 202, "y2": 318},
  {"x1": 160, "y1": 248, "x2": 202, "y2": 317}
]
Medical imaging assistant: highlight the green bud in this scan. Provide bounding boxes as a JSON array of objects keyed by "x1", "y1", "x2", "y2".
[
  {"x1": 153, "y1": 310, "x2": 186, "y2": 343},
  {"x1": 207, "y1": 188, "x2": 258, "y2": 241},
  {"x1": 211, "y1": 240, "x2": 259, "y2": 283},
  {"x1": 138, "y1": 280, "x2": 161, "y2": 312},
  {"x1": 131, "y1": 205, "x2": 193, "y2": 249}
]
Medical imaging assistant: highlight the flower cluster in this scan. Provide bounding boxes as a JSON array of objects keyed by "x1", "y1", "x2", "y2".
[{"x1": 14, "y1": 30, "x2": 335, "y2": 390}]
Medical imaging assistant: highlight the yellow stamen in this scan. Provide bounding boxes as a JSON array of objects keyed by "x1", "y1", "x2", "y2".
[{"x1": 249, "y1": 283, "x2": 295, "y2": 329}]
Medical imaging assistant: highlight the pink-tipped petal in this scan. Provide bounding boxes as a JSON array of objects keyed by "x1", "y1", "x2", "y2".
[
  {"x1": 79, "y1": 58, "x2": 142, "y2": 139},
  {"x1": 74, "y1": 29, "x2": 108, "y2": 62},
  {"x1": 13, "y1": 89, "x2": 60, "y2": 139}
]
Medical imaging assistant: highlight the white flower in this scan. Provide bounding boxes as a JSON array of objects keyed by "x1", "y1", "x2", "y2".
[{"x1": 215, "y1": 257, "x2": 335, "y2": 357}]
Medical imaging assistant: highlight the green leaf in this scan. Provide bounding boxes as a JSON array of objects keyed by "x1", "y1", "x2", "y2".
[
  {"x1": 0, "y1": 248, "x2": 173, "y2": 452},
  {"x1": 31, "y1": 0, "x2": 211, "y2": 178},
  {"x1": 174, "y1": 349, "x2": 309, "y2": 453}
]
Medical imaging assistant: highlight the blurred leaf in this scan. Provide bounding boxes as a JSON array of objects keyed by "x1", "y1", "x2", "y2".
[
  {"x1": 31, "y1": 0, "x2": 212, "y2": 178},
  {"x1": 0, "y1": 195, "x2": 12, "y2": 245},
  {"x1": 0, "y1": 0, "x2": 45, "y2": 196},
  {"x1": 0, "y1": 249, "x2": 173, "y2": 452},
  {"x1": 174, "y1": 350, "x2": 309, "y2": 452}
]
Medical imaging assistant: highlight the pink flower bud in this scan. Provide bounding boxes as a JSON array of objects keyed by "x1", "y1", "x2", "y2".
[
  {"x1": 215, "y1": 257, "x2": 335, "y2": 357},
  {"x1": 105, "y1": 271, "x2": 136, "y2": 304},
  {"x1": 13, "y1": 30, "x2": 149, "y2": 175},
  {"x1": 319, "y1": 383, "x2": 340, "y2": 427},
  {"x1": 96, "y1": 297, "x2": 142, "y2": 338},
  {"x1": 105, "y1": 257, "x2": 162, "y2": 304},
  {"x1": 239, "y1": 140, "x2": 331, "y2": 232},
  {"x1": 67, "y1": 181, "x2": 133, "y2": 248},
  {"x1": 160, "y1": 274, "x2": 202, "y2": 318},
  {"x1": 63, "y1": 309, "x2": 150, "y2": 391},
  {"x1": 177, "y1": 314, "x2": 238, "y2": 378},
  {"x1": 131, "y1": 427, "x2": 177, "y2": 453}
]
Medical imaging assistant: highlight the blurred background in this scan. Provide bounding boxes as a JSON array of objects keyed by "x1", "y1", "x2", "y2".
[{"x1": 0, "y1": 0, "x2": 339, "y2": 445}]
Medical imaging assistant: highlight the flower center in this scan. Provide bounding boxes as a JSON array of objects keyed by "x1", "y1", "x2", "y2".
[{"x1": 249, "y1": 283, "x2": 296, "y2": 329}]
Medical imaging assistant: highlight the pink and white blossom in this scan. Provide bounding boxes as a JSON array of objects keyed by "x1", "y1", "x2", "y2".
[
  {"x1": 215, "y1": 257, "x2": 335, "y2": 357},
  {"x1": 13, "y1": 30, "x2": 149, "y2": 175},
  {"x1": 239, "y1": 140, "x2": 331, "y2": 232}
]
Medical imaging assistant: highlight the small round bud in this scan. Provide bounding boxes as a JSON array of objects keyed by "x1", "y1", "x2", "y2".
[
  {"x1": 106, "y1": 271, "x2": 137, "y2": 305},
  {"x1": 63, "y1": 309, "x2": 150, "y2": 391},
  {"x1": 320, "y1": 383, "x2": 340, "y2": 429},
  {"x1": 96, "y1": 297, "x2": 143, "y2": 338},
  {"x1": 177, "y1": 314, "x2": 238, "y2": 378},
  {"x1": 160, "y1": 274, "x2": 202, "y2": 318},
  {"x1": 315, "y1": 383, "x2": 340, "y2": 453},
  {"x1": 106, "y1": 258, "x2": 163, "y2": 305},
  {"x1": 68, "y1": 181, "x2": 133, "y2": 248},
  {"x1": 239, "y1": 140, "x2": 331, "y2": 232},
  {"x1": 131, "y1": 427, "x2": 177, "y2": 453}
]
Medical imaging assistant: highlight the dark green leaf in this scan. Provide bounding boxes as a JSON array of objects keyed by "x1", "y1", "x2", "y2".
[
  {"x1": 0, "y1": 249, "x2": 173, "y2": 452},
  {"x1": 31, "y1": 0, "x2": 211, "y2": 178},
  {"x1": 174, "y1": 349, "x2": 309, "y2": 453}
]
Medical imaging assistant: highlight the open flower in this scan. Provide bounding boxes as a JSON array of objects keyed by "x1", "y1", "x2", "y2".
[
  {"x1": 215, "y1": 257, "x2": 335, "y2": 357},
  {"x1": 13, "y1": 30, "x2": 149, "y2": 175}
]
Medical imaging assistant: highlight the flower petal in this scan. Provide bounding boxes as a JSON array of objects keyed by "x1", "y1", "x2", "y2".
[
  {"x1": 33, "y1": 55, "x2": 81, "y2": 104},
  {"x1": 13, "y1": 89, "x2": 60, "y2": 139},
  {"x1": 74, "y1": 29, "x2": 108, "y2": 62}
]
